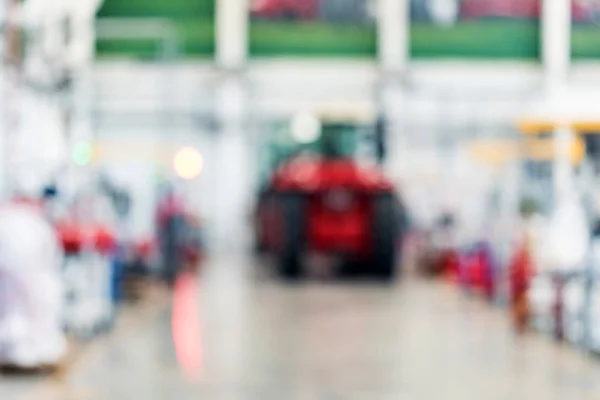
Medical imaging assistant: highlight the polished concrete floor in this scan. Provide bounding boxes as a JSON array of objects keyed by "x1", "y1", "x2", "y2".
[{"x1": 6, "y1": 253, "x2": 600, "y2": 399}]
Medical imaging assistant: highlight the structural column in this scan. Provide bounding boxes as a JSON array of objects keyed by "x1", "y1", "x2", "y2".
[
  {"x1": 377, "y1": 0, "x2": 409, "y2": 178},
  {"x1": 542, "y1": 0, "x2": 573, "y2": 199},
  {"x1": 378, "y1": 0, "x2": 409, "y2": 75},
  {"x1": 542, "y1": 0, "x2": 571, "y2": 93},
  {"x1": 212, "y1": 76, "x2": 251, "y2": 250},
  {"x1": 216, "y1": 0, "x2": 249, "y2": 70}
]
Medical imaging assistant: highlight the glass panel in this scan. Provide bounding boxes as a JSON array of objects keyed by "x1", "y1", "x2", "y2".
[
  {"x1": 410, "y1": 0, "x2": 540, "y2": 59},
  {"x1": 571, "y1": 0, "x2": 600, "y2": 59},
  {"x1": 96, "y1": 0, "x2": 216, "y2": 58},
  {"x1": 249, "y1": 0, "x2": 377, "y2": 58},
  {"x1": 258, "y1": 120, "x2": 368, "y2": 186}
]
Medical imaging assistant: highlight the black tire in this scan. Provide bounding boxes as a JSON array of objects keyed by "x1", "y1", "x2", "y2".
[
  {"x1": 253, "y1": 207, "x2": 266, "y2": 254},
  {"x1": 277, "y1": 193, "x2": 305, "y2": 280},
  {"x1": 371, "y1": 194, "x2": 399, "y2": 281},
  {"x1": 254, "y1": 191, "x2": 271, "y2": 254}
]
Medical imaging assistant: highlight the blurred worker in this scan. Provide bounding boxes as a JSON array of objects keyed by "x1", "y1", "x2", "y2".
[
  {"x1": 156, "y1": 184, "x2": 187, "y2": 285},
  {"x1": 156, "y1": 183, "x2": 203, "y2": 285},
  {"x1": 509, "y1": 200, "x2": 540, "y2": 334},
  {"x1": 509, "y1": 240, "x2": 533, "y2": 334},
  {"x1": 0, "y1": 200, "x2": 67, "y2": 368}
]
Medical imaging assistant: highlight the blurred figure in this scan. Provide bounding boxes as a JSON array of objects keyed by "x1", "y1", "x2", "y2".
[
  {"x1": 0, "y1": 201, "x2": 67, "y2": 369},
  {"x1": 156, "y1": 183, "x2": 187, "y2": 286},
  {"x1": 417, "y1": 211, "x2": 459, "y2": 278},
  {"x1": 156, "y1": 183, "x2": 204, "y2": 286}
]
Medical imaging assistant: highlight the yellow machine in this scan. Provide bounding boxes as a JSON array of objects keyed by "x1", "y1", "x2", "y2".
[{"x1": 468, "y1": 118, "x2": 598, "y2": 167}]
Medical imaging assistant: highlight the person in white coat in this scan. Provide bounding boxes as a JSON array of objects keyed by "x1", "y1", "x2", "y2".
[{"x1": 0, "y1": 202, "x2": 66, "y2": 368}]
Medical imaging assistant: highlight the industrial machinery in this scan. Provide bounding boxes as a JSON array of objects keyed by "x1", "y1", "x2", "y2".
[{"x1": 255, "y1": 106, "x2": 405, "y2": 281}]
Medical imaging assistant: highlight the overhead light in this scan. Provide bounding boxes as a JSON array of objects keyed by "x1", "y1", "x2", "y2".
[
  {"x1": 291, "y1": 112, "x2": 321, "y2": 144},
  {"x1": 173, "y1": 147, "x2": 204, "y2": 180}
]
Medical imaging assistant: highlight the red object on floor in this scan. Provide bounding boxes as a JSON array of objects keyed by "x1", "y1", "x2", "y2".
[{"x1": 172, "y1": 272, "x2": 203, "y2": 380}]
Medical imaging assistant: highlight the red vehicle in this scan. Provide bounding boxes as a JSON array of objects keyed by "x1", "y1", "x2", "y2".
[
  {"x1": 250, "y1": 0, "x2": 319, "y2": 20},
  {"x1": 460, "y1": 0, "x2": 591, "y2": 22},
  {"x1": 256, "y1": 115, "x2": 404, "y2": 280}
]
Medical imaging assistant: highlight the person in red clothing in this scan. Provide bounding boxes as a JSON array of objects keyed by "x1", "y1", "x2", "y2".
[{"x1": 509, "y1": 239, "x2": 534, "y2": 334}]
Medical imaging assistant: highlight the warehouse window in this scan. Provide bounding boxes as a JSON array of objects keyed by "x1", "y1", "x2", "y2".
[
  {"x1": 96, "y1": 0, "x2": 215, "y2": 59},
  {"x1": 249, "y1": 0, "x2": 377, "y2": 58},
  {"x1": 571, "y1": 0, "x2": 600, "y2": 59},
  {"x1": 410, "y1": 0, "x2": 540, "y2": 59}
]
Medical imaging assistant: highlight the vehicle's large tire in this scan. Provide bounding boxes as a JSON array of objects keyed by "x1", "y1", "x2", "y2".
[
  {"x1": 371, "y1": 194, "x2": 399, "y2": 281},
  {"x1": 277, "y1": 193, "x2": 305, "y2": 280},
  {"x1": 254, "y1": 190, "x2": 271, "y2": 254}
]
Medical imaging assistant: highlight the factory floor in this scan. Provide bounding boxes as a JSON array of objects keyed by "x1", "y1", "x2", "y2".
[{"x1": 5, "y1": 252, "x2": 600, "y2": 400}]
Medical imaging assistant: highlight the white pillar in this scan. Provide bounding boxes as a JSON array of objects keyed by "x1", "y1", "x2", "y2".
[
  {"x1": 554, "y1": 125, "x2": 574, "y2": 201},
  {"x1": 543, "y1": 0, "x2": 572, "y2": 204},
  {"x1": 542, "y1": 0, "x2": 571, "y2": 92},
  {"x1": 216, "y1": 0, "x2": 248, "y2": 70},
  {"x1": 378, "y1": 0, "x2": 408, "y2": 74},
  {"x1": 1, "y1": 0, "x2": 22, "y2": 197},
  {"x1": 63, "y1": 1, "x2": 101, "y2": 196},
  {"x1": 212, "y1": 77, "x2": 250, "y2": 250}
]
